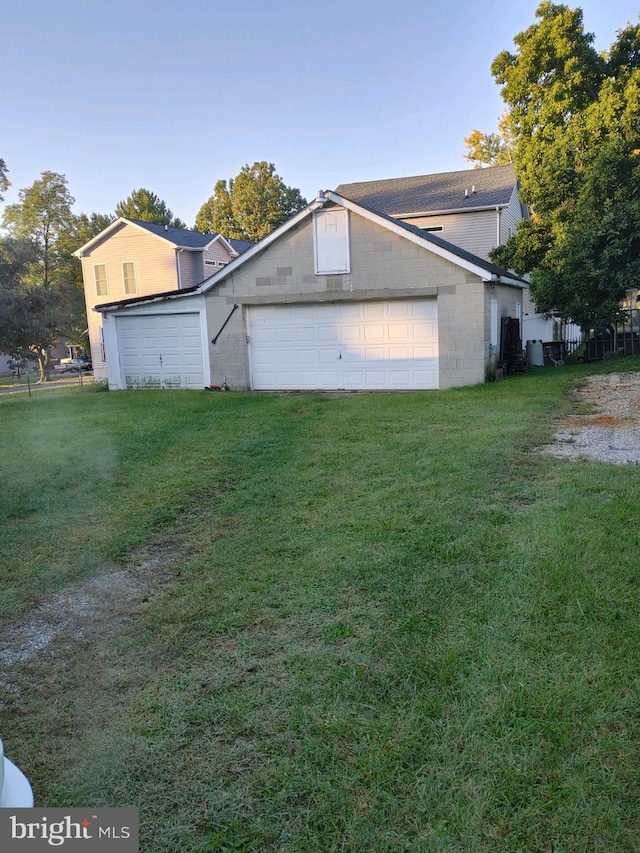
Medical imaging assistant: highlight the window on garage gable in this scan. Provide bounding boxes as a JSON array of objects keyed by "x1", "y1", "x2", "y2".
[{"x1": 314, "y1": 208, "x2": 350, "y2": 274}]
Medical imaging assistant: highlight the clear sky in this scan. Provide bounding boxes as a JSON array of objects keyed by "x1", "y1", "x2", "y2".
[{"x1": 2, "y1": 0, "x2": 638, "y2": 228}]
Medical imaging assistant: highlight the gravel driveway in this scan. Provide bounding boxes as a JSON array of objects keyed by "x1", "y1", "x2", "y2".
[{"x1": 542, "y1": 371, "x2": 640, "y2": 465}]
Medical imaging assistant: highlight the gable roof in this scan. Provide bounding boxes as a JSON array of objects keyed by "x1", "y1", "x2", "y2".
[
  {"x1": 94, "y1": 191, "x2": 526, "y2": 313},
  {"x1": 129, "y1": 220, "x2": 253, "y2": 254},
  {"x1": 73, "y1": 217, "x2": 254, "y2": 257},
  {"x1": 335, "y1": 164, "x2": 516, "y2": 218}
]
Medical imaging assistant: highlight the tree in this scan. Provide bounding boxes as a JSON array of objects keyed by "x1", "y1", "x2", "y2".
[
  {"x1": 0, "y1": 238, "x2": 73, "y2": 380},
  {"x1": 115, "y1": 188, "x2": 186, "y2": 228},
  {"x1": 463, "y1": 114, "x2": 514, "y2": 167},
  {"x1": 486, "y1": 3, "x2": 640, "y2": 331},
  {"x1": 195, "y1": 162, "x2": 307, "y2": 241},
  {"x1": 2, "y1": 171, "x2": 76, "y2": 287},
  {"x1": 0, "y1": 158, "x2": 9, "y2": 201},
  {"x1": 0, "y1": 172, "x2": 99, "y2": 378}
]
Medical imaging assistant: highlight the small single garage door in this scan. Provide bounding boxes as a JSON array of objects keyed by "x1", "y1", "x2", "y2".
[
  {"x1": 117, "y1": 313, "x2": 205, "y2": 389},
  {"x1": 248, "y1": 299, "x2": 438, "y2": 390}
]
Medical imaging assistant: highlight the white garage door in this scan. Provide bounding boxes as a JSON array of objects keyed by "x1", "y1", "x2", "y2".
[
  {"x1": 248, "y1": 299, "x2": 438, "y2": 390},
  {"x1": 117, "y1": 313, "x2": 205, "y2": 389}
]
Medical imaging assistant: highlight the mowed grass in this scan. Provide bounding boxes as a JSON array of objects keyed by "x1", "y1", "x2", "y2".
[{"x1": 1, "y1": 363, "x2": 640, "y2": 852}]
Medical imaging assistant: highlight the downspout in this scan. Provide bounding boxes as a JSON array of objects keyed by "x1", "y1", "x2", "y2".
[
  {"x1": 176, "y1": 248, "x2": 184, "y2": 289},
  {"x1": 496, "y1": 206, "x2": 502, "y2": 246}
]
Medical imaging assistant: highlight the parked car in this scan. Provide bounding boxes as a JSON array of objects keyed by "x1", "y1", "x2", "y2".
[{"x1": 53, "y1": 358, "x2": 93, "y2": 374}]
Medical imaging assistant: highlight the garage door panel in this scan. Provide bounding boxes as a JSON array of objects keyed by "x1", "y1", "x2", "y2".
[
  {"x1": 319, "y1": 370, "x2": 341, "y2": 386},
  {"x1": 363, "y1": 325, "x2": 386, "y2": 342},
  {"x1": 117, "y1": 313, "x2": 204, "y2": 390},
  {"x1": 363, "y1": 303, "x2": 385, "y2": 318},
  {"x1": 388, "y1": 323, "x2": 412, "y2": 340},
  {"x1": 249, "y1": 300, "x2": 438, "y2": 390},
  {"x1": 341, "y1": 323, "x2": 363, "y2": 339},
  {"x1": 318, "y1": 327, "x2": 339, "y2": 342}
]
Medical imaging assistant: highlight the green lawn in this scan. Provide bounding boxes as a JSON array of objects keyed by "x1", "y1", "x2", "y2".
[{"x1": 1, "y1": 363, "x2": 640, "y2": 852}]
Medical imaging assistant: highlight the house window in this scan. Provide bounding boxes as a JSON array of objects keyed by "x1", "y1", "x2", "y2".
[
  {"x1": 122, "y1": 262, "x2": 137, "y2": 295},
  {"x1": 314, "y1": 208, "x2": 350, "y2": 274},
  {"x1": 94, "y1": 264, "x2": 109, "y2": 296}
]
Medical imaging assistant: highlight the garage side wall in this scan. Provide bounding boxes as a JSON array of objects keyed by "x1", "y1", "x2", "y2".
[
  {"x1": 204, "y1": 209, "x2": 515, "y2": 390},
  {"x1": 485, "y1": 283, "x2": 524, "y2": 381}
]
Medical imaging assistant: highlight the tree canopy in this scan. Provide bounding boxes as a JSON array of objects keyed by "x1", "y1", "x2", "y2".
[
  {"x1": 195, "y1": 162, "x2": 307, "y2": 242},
  {"x1": 485, "y1": 3, "x2": 640, "y2": 332},
  {"x1": 463, "y1": 114, "x2": 514, "y2": 168},
  {"x1": 115, "y1": 188, "x2": 186, "y2": 228},
  {"x1": 0, "y1": 237, "x2": 74, "y2": 380},
  {"x1": 2, "y1": 171, "x2": 76, "y2": 287},
  {"x1": 0, "y1": 172, "x2": 101, "y2": 379}
]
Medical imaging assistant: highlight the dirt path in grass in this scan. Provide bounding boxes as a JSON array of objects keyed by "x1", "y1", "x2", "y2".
[
  {"x1": 0, "y1": 550, "x2": 175, "y2": 703},
  {"x1": 542, "y1": 371, "x2": 640, "y2": 465}
]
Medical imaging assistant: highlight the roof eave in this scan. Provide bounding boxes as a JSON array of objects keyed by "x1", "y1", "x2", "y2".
[
  {"x1": 397, "y1": 201, "x2": 510, "y2": 218},
  {"x1": 74, "y1": 217, "x2": 189, "y2": 256}
]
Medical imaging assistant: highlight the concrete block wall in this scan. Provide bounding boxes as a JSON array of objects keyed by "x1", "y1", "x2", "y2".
[{"x1": 204, "y1": 206, "x2": 517, "y2": 390}]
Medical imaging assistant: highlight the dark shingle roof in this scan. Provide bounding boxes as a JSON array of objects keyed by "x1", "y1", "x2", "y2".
[
  {"x1": 335, "y1": 164, "x2": 516, "y2": 216},
  {"x1": 227, "y1": 238, "x2": 254, "y2": 255},
  {"x1": 129, "y1": 220, "x2": 253, "y2": 254}
]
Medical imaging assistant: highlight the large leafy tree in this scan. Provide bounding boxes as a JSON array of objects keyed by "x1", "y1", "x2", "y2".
[
  {"x1": 0, "y1": 172, "x2": 100, "y2": 378},
  {"x1": 2, "y1": 171, "x2": 77, "y2": 287},
  {"x1": 0, "y1": 238, "x2": 73, "y2": 380},
  {"x1": 486, "y1": 3, "x2": 640, "y2": 332},
  {"x1": 195, "y1": 162, "x2": 307, "y2": 241},
  {"x1": 115, "y1": 188, "x2": 186, "y2": 228}
]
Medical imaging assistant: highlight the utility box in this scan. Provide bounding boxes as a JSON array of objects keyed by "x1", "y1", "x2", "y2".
[{"x1": 526, "y1": 340, "x2": 545, "y2": 367}]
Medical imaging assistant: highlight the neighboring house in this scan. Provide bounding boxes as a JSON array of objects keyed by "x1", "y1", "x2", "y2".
[
  {"x1": 74, "y1": 219, "x2": 253, "y2": 380},
  {"x1": 94, "y1": 191, "x2": 527, "y2": 392},
  {"x1": 337, "y1": 164, "x2": 561, "y2": 343}
]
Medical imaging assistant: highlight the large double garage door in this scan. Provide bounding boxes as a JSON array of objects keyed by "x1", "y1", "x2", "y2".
[
  {"x1": 249, "y1": 299, "x2": 439, "y2": 391},
  {"x1": 116, "y1": 313, "x2": 205, "y2": 389}
]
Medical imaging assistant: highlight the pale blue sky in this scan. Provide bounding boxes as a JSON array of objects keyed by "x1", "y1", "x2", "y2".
[{"x1": 2, "y1": 1, "x2": 638, "y2": 227}]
